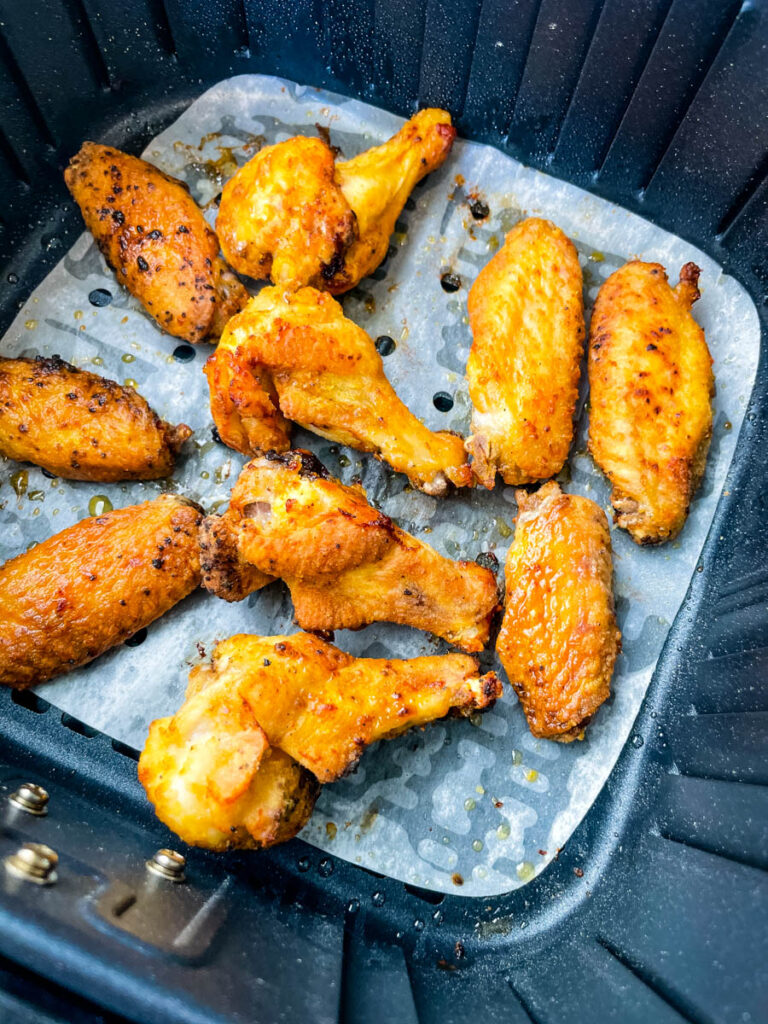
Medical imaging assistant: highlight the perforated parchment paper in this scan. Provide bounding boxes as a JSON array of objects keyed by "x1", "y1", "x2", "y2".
[{"x1": 0, "y1": 75, "x2": 760, "y2": 896}]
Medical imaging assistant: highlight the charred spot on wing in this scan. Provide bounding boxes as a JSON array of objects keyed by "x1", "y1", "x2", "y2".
[
  {"x1": 34, "y1": 354, "x2": 76, "y2": 375},
  {"x1": 266, "y1": 447, "x2": 331, "y2": 480}
]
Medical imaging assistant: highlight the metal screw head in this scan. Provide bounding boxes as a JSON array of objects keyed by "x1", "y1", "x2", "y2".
[
  {"x1": 9, "y1": 783, "x2": 49, "y2": 816},
  {"x1": 5, "y1": 843, "x2": 58, "y2": 885},
  {"x1": 146, "y1": 848, "x2": 186, "y2": 882}
]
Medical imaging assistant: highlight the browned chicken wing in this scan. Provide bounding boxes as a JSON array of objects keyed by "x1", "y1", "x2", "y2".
[
  {"x1": 0, "y1": 355, "x2": 191, "y2": 480},
  {"x1": 204, "y1": 286, "x2": 471, "y2": 495},
  {"x1": 497, "y1": 482, "x2": 621, "y2": 741},
  {"x1": 216, "y1": 109, "x2": 455, "y2": 293},
  {"x1": 200, "y1": 450, "x2": 499, "y2": 651},
  {"x1": 588, "y1": 260, "x2": 714, "y2": 544},
  {"x1": 65, "y1": 142, "x2": 248, "y2": 343},
  {"x1": 139, "y1": 630, "x2": 501, "y2": 849},
  {"x1": 0, "y1": 494, "x2": 202, "y2": 688},
  {"x1": 466, "y1": 218, "x2": 585, "y2": 487}
]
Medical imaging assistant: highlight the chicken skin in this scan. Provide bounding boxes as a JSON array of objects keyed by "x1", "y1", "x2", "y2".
[
  {"x1": 200, "y1": 450, "x2": 500, "y2": 651},
  {"x1": 0, "y1": 355, "x2": 191, "y2": 480},
  {"x1": 497, "y1": 482, "x2": 621, "y2": 741},
  {"x1": 0, "y1": 494, "x2": 202, "y2": 688},
  {"x1": 65, "y1": 142, "x2": 248, "y2": 343},
  {"x1": 588, "y1": 261, "x2": 714, "y2": 544},
  {"x1": 466, "y1": 218, "x2": 585, "y2": 488},
  {"x1": 216, "y1": 109, "x2": 455, "y2": 293},
  {"x1": 139, "y1": 631, "x2": 501, "y2": 851},
  {"x1": 204, "y1": 286, "x2": 472, "y2": 495}
]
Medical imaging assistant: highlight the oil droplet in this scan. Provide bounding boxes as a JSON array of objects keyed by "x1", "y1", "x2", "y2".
[
  {"x1": 432, "y1": 909, "x2": 443, "y2": 923},
  {"x1": 496, "y1": 822, "x2": 511, "y2": 840},
  {"x1": 511, "y1": 749, "x2": 523, "y2": 766},
  {"x1": 297, "y1": 856, "x2": 310, "y2": 872},
  {"x1": 452, "y1": 873, "x2": 464, "y2": 886},
  {"x1": 24, "y1": 319, "x2": 37, "y2": 330},
  {"x1": 475, "y1": 784, "x2": 485, "y2": 795},
  {"x1": 413, "y1": 918, "x2": 425, "y2": 931},
  {"x1": 28, "y1": 489, "x2": 45, "y2": 501},
  {"x1": 724, "y1": 420, "x2": 732, "y2": 430},
  {"x1": 347, "y1": 899, "x2": 360, "y2": 914},
  {"x1": 464, "y1": 798, "x2": 476, "y2": 811},
  {"x1": 525, "y1": 769, "x2": 539, "y2": 783},
  {"x1": 496, "y1": 518, "x2": 513, "y2": 538},
  {"x1": 338, "y1": 454, "x2": 350, "y2": 468},
  {"x1": 472, "y1": 839, "x2": 483, "y2": 852},
  {"x1": 92, "y1": 356, "x2": 103, "y2": 366},
  {"x1": 589, "y1": 251, "x2": 605, "y2": 262},
  {"x1": 631, "y1": 734, "x2": 644, "y2": 749},
  {"x1": 214, "y1": 464, "x2": 231, "y2": 484},
  {"x1": 469, "y1": 712, "x2": 483, "y2": 727},
  {"x1": 516, "y1": 861, "x2": 535, "y2": 881},
  {"x1": 88, "y1": 495, "x2": 113, "y2": 516},
  {"x1": 318, "y1": 858, "x2": 334, "y2": 877},
  {"x1": 200, "y1": 470, "x2": 210, "y2": 480},
  {"x1": 372, "y1": 891, "x2": 385, "y2": 907},
  {"x1": 73, "y1": 309, "x2": 83, "y2": 320},
  {"x1": 32, "y1": 507, "x2": 40, "y2": 517},
  {"x1": 124, "y1": 379, "x2": 137, "y2": 388},
  {"x1": 122, "y1": 353, "x2": 135, "y2": 363},
  {"x1": 325, "y1": 822, "x2": 337, "y2": 840},
  {"x1": 10, "y1": 470, "x2": 28, "y2": 497},
  {"x1": 7, "y1": 272, "x2": 18, "y2": 284}
]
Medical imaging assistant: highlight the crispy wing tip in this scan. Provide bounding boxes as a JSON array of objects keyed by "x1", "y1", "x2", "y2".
[{"x1": 675, "y1": 262, "x2": 701, "y2": 309}]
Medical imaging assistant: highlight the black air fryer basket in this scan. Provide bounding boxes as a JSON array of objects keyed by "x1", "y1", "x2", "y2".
[{"x1": 0, "y1": 2, "x2": 767, "y2": 1022}]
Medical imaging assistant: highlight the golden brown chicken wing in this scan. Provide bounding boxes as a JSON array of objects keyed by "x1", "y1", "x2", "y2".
[
  {"x1": 204, "y1": 286, "x2": 471, "y2": 495},
  {"x1": 0, "y1": 494, "x2": 202, "y2": 688},
  {"x1": 65, "y1": 142, "x2": 248, "y2": 343},
  {"x1": 465, "y1": 217, "x2": 585, "y2": 488},
  {"x1": 497, "y1": 482, "x2": 621, "y2": 741},
  {"x1": 201, "y1": 450, "x2": 499, "y2": 651},
  {"x1": 588, "y1": 261, "x2": 714, "y2": 544},
  {"x1": 0, "y1": 355, "x2": 191, "y2": 480},
  {"x1": 139, "y1": 684, "x2": 319, "y2": 851},
  {"x1": 216, "y1": 109, "x2": 455, "y2": 293}
]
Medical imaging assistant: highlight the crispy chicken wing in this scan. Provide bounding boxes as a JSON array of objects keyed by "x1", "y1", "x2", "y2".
[
  {"x1": 0, "y1": 494, "x2": 202, "y2": 688},
  {"x1": 588, "y1": 261, "x2": 714, "y2": 544},
  {"x1": 65, "y1": 142, "x2": 248, "y2": 343},
  {"x1": 204, "y1": 286, "x2": 471, "y2": 494},
  {"x1": 200, "y1": 450, "x2": 499, "y2": 651},
  {"x1": 466, "y1": 218, "x2": 585, "y2": 488},
  {"x1": 0, "y1": 355, "x2": 191, "y2": 480},
  {"x1": 216, "y1": 109, "x2": 455, "y2": 293},
  {"x1": 497, "y1": 482, "x2": 621, "y2": 741}
]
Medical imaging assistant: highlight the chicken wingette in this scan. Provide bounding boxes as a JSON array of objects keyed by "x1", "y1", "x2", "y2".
[
  {"x1": 204, "y1": 286, "x2": 472, "y2": 495},
  {"x1": 0, "y1": 355, "x2": 191, "y2": 480},
  {"x1": 588, "y1": 260, "x2": 714, "y2": 544},
  {"x1": 65, "y1": 142, "x2": 248, "y2": 343},
  {"x1": 139, "y1": 631, "x2": 501, "y2": 849},
  {"x1": 465, "y1": 217, "x2": 585, "y2": 488},
  {"x1": 216, "y1": 109, "x2": 455, "y2": 292},
  {"x1": 200, "y1": 450, "x2": 499, "y2": 651},
  {"x1": 0, "y1": 494, "x2": 202, "y2": 688},
  {"x1": 497, "y1": 482, "x2": 621, "y2": 741}
]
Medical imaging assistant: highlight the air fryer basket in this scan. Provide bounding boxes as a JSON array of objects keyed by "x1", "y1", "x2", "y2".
[{"x1": 0, "y1": 2, "x2": 766, "y2": 1022}]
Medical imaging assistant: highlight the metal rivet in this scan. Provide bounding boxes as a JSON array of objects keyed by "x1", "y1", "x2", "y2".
[
  {"x1": 9, "y1": 783, "x2": 49, "y2": 816},
  {"x1": 146, "y1": 848, "x2": 186, "y2": 882},
  {"x1": 5, "y1": 843, "x2": 58, "y2": 885}
]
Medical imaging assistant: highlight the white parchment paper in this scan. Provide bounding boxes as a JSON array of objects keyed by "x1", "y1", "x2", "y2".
[{"x1": 0, "y1": 75, "x2": 760, "y2": 896}]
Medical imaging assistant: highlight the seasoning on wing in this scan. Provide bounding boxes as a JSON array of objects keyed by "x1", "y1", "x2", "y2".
[
  {"x1": 204, "y1": 286, "x2": 472, "y2": 495},
  {"x1": 139, "y1": 630, "x2": 501, "y2": 848},
  {"x1": 465, "y1": 217, "x2": 585, "y2": 488},
  {"x1": 0, "y1": 355, "x2": 191, "y2": 480},
  {"x1": 497, "y1": 482, "x2": 621, "y2": 741},
  {"x1": 588, "y1": 260, "x2": 714, "y2": 544},
  {"x1": 0, "y1": 494, "x2": 202, "y2": 688},
  {"x1": 65, "y1": 142, "x2": 248, "y2": 343},
  {"x1": 200, "y1": 450, "x2": 500, "y2": 651},
  {"x1": 216, "y1": 109, "x2": 455, "y2": 292}
]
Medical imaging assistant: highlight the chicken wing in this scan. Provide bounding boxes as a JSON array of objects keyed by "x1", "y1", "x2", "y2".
[
  {"x1": 0, "y1": 355, "x2": 191, "y2": 480},
  {"x1": 497, "y1": 482, "x2": 621, "y2": 741},
  {"x1": 65, "y1": 142, "x2": 248, "y2": 343},
  {"x1": 204, "y1": 286, "x2": 471, "y2": 495},
  {"x1": 588, "y1": 261, "x2": 714, "y2": 544},
  {"x1": 0, "y1": 494, "x2": 202, "y2": 688},
  {"x1": 216, "y1": 109, "x2": 455, "y2": 292},
  {"x1": 200, "y1": 450, "x2": 499, "y2": 651},
  {"x1": 466, "y1": 217, "x2": 585, "y2": 488}
]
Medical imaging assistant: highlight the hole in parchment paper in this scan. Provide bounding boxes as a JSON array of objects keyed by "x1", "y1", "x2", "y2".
[
  {"x1": 440, "y1": 271, "x2": 461, "y2": 293},
  {"x1": 375, "y1": 335, "x2": 396, "y2": 356},
  {"x1": 88, "y1": 288, "x2": 112, "y2": 307},
  {"x1": 433, "y1": 391, "x2": 454, "y2": 412},
  {"x1": 173, "y1": 344, "x2": 196, "y2": 363},
  {"x1": 124, "y1": 628, "x2": 147, "y2": 648}
]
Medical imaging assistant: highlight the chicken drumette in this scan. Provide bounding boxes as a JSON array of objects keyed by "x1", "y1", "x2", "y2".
[
  {"x1": 65, "y1": 142, "x2": 248, "y2": 343},
  {"x1": 0, "y1": 494, "x2": 202, "y2": 688},
  {"x1": 0, "y1": 355, "x2": 191, "y2": 480},
  {"x1": 139, "y1": 630, "x2": 501, "y2": 849},
  {"x1": 588, "y1": 260, "x2": 714, "y2": 544},
  {"x1": 204, "y1": 286, "x2": 471, "y2": 495},
  {"x1": 200, "y1": 450, "x2": 499, "y2": 651},
  {"x1": 497, "y1": 482, "x2": 621, "y2": 741},
  {"x1": 216, "y1": 108, "x2": 455, "y2": 293},
  {"x1": 466, "y1": 217, "x2": 585, "y2": 488}
]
